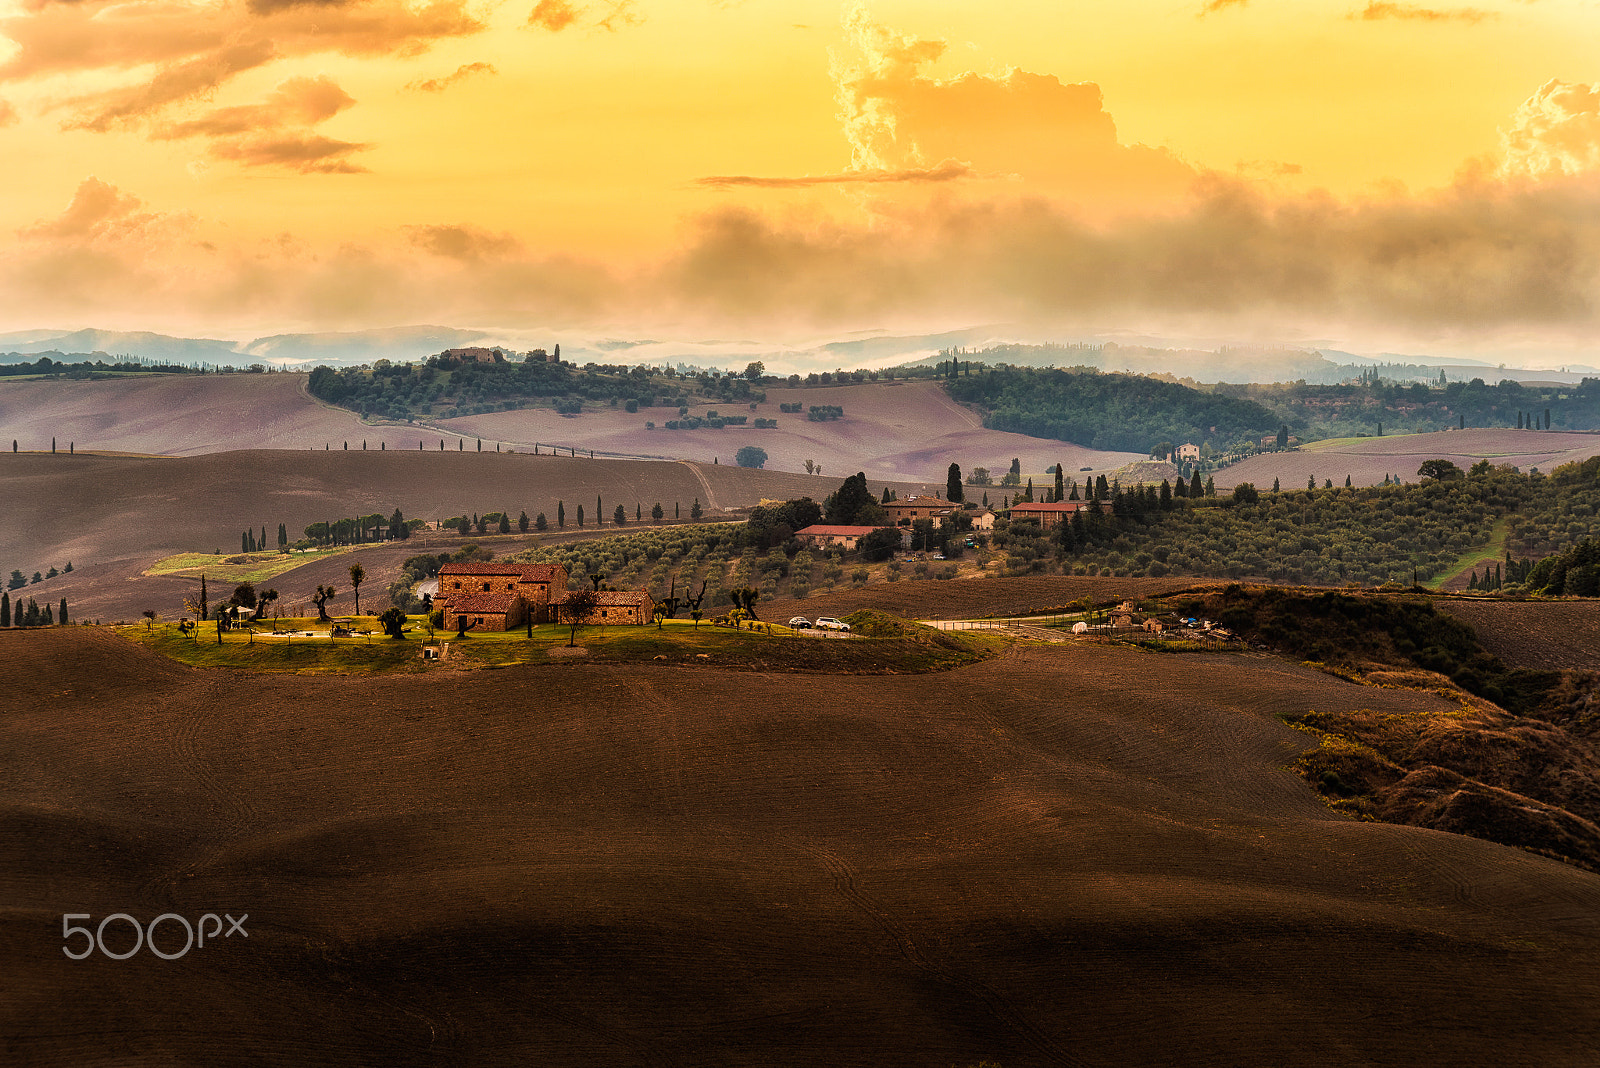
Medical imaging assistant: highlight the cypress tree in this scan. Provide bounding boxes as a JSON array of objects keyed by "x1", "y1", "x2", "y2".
[
  {"x1": 199, "y1": 574, "x2": 207, "y2": 622},
  {"x1": 2, "y1": 591, "x2": 9, "y2": 627},
  {"x1": 1272, "y1": 477, "x2": 1280, "y2": 492},
  {"x1": 1054, "y1": 464, "x2": 1064, "y2": 502},
  {"x1": 597, "y1": 495, "x2": 602, "y2": 520},
  {"x1": 558, "y1": 500, "x2": 566, "y2": 527},
  {"x1": 42, "y1": 604, "x2": 52, "y2": 625},
  {"x1": 1190, "y1": 471, "x2": 1202, "y2": 497},
  {"x1": 58, "y1": 598, "x2": 67, "y2": 625},
  {"x1": 577, "y1": 504, "x2": 584, "y2": 527},
  {"x1": 635, "y1": 503, "x2": 641, "y2": 520},
  {"x1": 675, "y1": 502, "x2": 680, "y2": 518}
]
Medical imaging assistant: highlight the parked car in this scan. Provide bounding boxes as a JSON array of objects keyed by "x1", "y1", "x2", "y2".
[
  {"x1": 933, "y1": 554, "x2": 946, "y2": 560},
  {"x1": 788, "y1": 616, "x2": 812, "y2": 629},
  {"x1": 814, "y1": 617, "x2": 851, "y2": 632}
]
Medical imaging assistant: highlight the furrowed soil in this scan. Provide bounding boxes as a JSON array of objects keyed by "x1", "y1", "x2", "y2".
[
  {"x1": 5, "y1": 627, "x2": 1600, "y2": 1066},
  {"x1": 1217, "y1": 428, "x2": 1600, "y2": 491},
  {"x1": 763, "y1": 574, "x2": 1216, "y2": 623},
  {"x1": 442, "y1": 379, "x2": 1147, "y2": 483},
  {"x1": 1436, "y1": 598, "x2": 1600, "y2": 672}
]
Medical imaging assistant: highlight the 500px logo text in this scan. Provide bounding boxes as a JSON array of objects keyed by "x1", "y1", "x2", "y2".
[{"x1": 62, "y1": 913, "x2": 248, "y2": 960}]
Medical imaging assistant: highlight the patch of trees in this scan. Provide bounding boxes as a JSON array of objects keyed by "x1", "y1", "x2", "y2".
[
  {"x1": 0, "y1": 355, "x2": 211, "y2": 379},
  {"x1": 806, "y1": 405, "x2": 844, "y2": 421},
  {"x1": 946, "y1": 366, "x2": 1279, "y2": 452},
  {"x1": 300, "y1": 509, "x2": 412, "y2": 546},
  {"x1": 989, "y1": 462, "x2": 1600, "y2": 588},
  {"x1": 735, "y1": 445, "x2": 768, "y2": 469}
]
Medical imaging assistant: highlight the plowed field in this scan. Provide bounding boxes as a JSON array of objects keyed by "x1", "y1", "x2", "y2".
[
  {"x1": 1218, "y1": 428, "x2": 1600, "y2": 490},
  {"x1": 4, "y1": 627, "x2": 1600, "y2": 1066},
  {"x1": 1437, "y1": 598, "x2": 1600, "y2": 672}
]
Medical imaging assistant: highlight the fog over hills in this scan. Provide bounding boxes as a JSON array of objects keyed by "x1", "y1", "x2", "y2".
[{"x1": 3, "y1": 325, "x2": 1596, "y2": 382}]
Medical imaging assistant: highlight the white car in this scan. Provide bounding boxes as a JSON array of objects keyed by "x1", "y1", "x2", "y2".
[
  {"x1": 814, "y1": 617, "x2": 851, "y2": 632},
  {"x1": 788, "y1": 616, "x2": 812, "y2": 629}
]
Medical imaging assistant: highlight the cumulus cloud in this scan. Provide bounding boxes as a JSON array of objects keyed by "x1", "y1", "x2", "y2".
[
  {"x1": 696, "y1": 159, "x2": 978, "y2": 188},
  {"x1": 827, "y1": 5, "x2": 1195, "y2": 208},
  {"x1": 1500, "y1": 79, "x2": 1600, "y2": 180},
  {"x1": 1354, "y1": 2, "x2": 1494, "y2": 23},
  {"x1": 19, "y1": 177, "x2": 158, "y2": 240},
  {"x1": 406, "y1": 61, "x2": 496, "y2": 92}
]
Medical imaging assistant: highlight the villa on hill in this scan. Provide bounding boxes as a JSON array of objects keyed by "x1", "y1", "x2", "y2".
[{"x1": 435, "y1": 561, "x2": 569, "y2": 631}]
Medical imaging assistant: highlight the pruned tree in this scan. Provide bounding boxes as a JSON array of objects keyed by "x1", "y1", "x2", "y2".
[
  {"x1": 561, "y1": 587, "x2": 599, "y2": 647},
  {"x1": 313, "y1": 584, "x2": 337, "y2": 622},
  {"x1": 379, "y1": 606, "x2": 407, "y2": 639},
  {"x1": 730, "y1": 585, "x2": 760, "y2": 619},
  {"x1": 349, "y1": 562, "x2": 366, "y2": 615},
  {"x1": 142, "y1": 609, "x2": 157, "y2": 630}
]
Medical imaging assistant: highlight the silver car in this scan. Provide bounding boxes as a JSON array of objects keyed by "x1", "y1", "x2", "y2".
[{"x1": 814, "y1": 617, "x2": 851, "y2": 632}]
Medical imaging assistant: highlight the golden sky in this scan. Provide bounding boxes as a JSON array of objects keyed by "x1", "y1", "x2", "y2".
[{"x1": 1, "y1": 0, "x2": 1599, "y2": 357}]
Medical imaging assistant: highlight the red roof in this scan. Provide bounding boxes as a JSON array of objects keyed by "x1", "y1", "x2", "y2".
[
  {"x1": 439, "y1": 562, "x2": 568, "y2": 582},
  {"x1": 440, "y1": 562, "x2": 527, "y2": 576},
  {"x1": 1009, "y1": 501, "x2": 1092, "y2": 513},
  {"x1": 795, "y1": 525, "x2": 886, "y2": 537}
]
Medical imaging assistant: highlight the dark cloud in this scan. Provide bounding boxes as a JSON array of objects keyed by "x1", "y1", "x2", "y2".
[
  {"x1": 406, "y1": 61, "x2": 497, "y2": 92},
  {"x1": 696, "y1": 159, "x2": 977, "y2": 189}
]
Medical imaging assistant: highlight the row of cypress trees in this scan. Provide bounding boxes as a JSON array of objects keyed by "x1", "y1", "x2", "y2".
[{"x1": 0, "y1": 591, "x2": 66, "y2": 626}]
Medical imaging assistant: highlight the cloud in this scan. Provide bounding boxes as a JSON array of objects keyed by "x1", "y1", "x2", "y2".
[
  {"x1": 0, "y1": 0, "x2": 484, "y2": 138},
  {"x1": 155, "y1": 75, "x2": 355, "y2": 138},
  {"x1": 1354, "y1": 2, "x2": 1494, "y2": 22},
  {"x1": 406, "y1": 61, "x2": 496, "y2": 92},
  {"x1": 696, "y1": 159, "x2": 978, "y2": 189},
  {"x1": 527, "y1": 0, "x2": 580, "y2": 31},
  {"x1": 828, "y1": 6, "x2": 1195, "y2": 208},
  {"x1": 0, "y1": 99, "x2": 16, "y2": 127},
  {"x1": 1198, "y1": 0, "x2": 1250, "y2": 14},
  {"x1": 1500, "y1": 79, "x2": 1600, "y2": 180},
  {"x1": 526, "y1": 0, "x2": 637, "y2": 32},
  {"x1": 208, "y1": 133, "x2": 369, "y2": 173},
  {"x1": 19, "y1": 176, "x2": 157, "y2": 240},
  {"x1": 405, "y1": 224, "x2": 521, "y2": 259}
]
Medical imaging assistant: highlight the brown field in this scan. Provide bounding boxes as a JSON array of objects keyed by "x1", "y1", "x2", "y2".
[
  {"x1": 6, "y1": 626, "x2": 1600, "y2": 1066},
  {"x1": 0, "y1": 374, "x2": 1142, "y2": 483},
  {"x1": 1217, "y1": 429, "x2": 1600, "y2": 491},
  {"x1": 763, "y1": 573, "x2": 1219, "y2": 623},
  {"x1": 443, "y1": 379, "x2": 1145, "y2": 481},
  {"x1": 0, "y1": 449, "x2": 921, "y2": 623},
  {"x1": 1436, "y1": 598, "x2": 1600, "y2": 672}
]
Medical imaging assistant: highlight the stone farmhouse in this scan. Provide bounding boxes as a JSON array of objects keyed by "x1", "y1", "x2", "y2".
[
  {"x1": 435, "y1": 562, "x2": 569, "y2": 631},
  {"x1": 1007, "y1": 500, "x2": 1093, "y2": 529},
  {"x1": 793, "y1": 524, "x2": 885, "y2": 551},
  {"x1": 1175, "y1": 442, "x2": 1201, "y2": 462},
  {"x1": 552, "y1": 590, "x2": 655, "y2": 626},
  {"x1": 881, "y1": 495, "x2": 959, "y2": 525}
]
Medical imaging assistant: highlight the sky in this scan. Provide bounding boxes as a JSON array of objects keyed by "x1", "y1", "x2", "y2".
[{"x1": 1, "y1": 0, "x2": 1599, "y2": 361}]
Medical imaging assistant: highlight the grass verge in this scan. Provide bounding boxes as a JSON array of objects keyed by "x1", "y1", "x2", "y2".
[
  {"x1": 123, "y1": 614, "x2": 1005, "y2": 675},
  {"x1": 1429, "y1": 516, "x2": 1509, "y2": 590},
  {"x1": 144, "y1": 548, "x2": 353, "y2": 585}
]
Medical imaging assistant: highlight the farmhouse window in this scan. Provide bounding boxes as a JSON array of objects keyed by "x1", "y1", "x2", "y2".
[
  {"x1": 482, "y1": 582, "x2": 490, "y2": 591},
  {"x1": 453, "y1": 581, "x2": 462, "y2": 589}
]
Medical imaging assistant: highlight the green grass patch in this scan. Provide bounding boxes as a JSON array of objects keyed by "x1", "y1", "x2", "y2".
[
  {"x1": 144, "y1": 548, "x2": 352, "y2": 585},
  {"x1": 123, "y1": 615, "x2": 1004, "y2": 675},
  {"x1": 1429, "y1": 516, "x2": 1510, "y2": 590}
]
